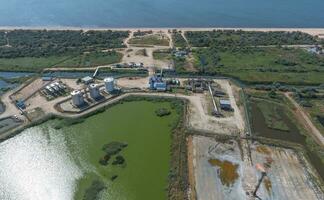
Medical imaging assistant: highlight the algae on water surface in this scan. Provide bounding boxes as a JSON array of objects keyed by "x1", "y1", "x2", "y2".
[{"x1": 0, "y1": 100, "x2": 180, "y2": 200}]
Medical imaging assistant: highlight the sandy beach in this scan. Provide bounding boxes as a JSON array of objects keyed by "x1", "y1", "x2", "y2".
[{"x1": 0, "y1": 26, "x2": 324, "y2": 37}]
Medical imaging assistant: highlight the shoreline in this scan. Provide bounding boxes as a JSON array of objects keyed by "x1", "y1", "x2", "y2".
[{"x1": 0, "y1": 26, "x2": 324, "y2": 36}]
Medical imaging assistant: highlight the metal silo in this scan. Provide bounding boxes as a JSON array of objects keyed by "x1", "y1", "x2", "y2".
[
  {"x1": 71, "y1": 90, "x2": 84, "y2": 107},
  {"x1": 104, "y1": 77, "x2": 115, "y2": 93},
  {"x1": 89, "y1": 83, "x2": 100, "y2": 99}
]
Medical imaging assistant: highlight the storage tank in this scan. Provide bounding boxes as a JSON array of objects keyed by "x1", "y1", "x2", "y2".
[
  {"x1": 89, "y1": 83, "x2": 100, "y2": 99},
  {"x1": 71, "y1": 90, "x2": 84, "y2": 107},
  {"x1": 104, "y1": 77, "x2": 115, "y2": 93}
]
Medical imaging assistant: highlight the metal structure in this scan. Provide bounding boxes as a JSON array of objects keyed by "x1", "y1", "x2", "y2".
[
  {"x1": 71, "y1": 90, "x2": 84, "y2": 107},
  {"x1": 81, "y1": 76, "x2": 94, "y2": 85},
  {"x1": 208, "y1": 84, "x2": 221, "y2": 116},
  {"x1": 89, "y1": 83, "x2": 101, "y2": 99},
  {"x1": 104, "y1": 77, "x2": 115, "y2": 93},
  {"x1": 220, "y1": 99, "x2": 233, "y2": 111},
  {"x1": 253, "y1": 163, "x2": 267, "y2": 197}
]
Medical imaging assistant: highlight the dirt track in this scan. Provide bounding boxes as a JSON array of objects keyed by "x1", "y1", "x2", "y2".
[{"x1": 284, "y1": 93, "x2": 324, "y2": 147}]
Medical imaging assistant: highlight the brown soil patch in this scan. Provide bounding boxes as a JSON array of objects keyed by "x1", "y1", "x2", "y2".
[
  {"x1": 208, "y1": 159, "x2": 239, "y2": 187},
  {"x1": 264, "y1": 177, "x2": 272, "y2": 194},
  {"x1": 256, "y1": 146, "x2": 271, "y2": 155}
]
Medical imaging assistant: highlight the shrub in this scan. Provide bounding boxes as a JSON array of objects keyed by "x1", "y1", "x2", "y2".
[
  {"x1": 83, "y1": 180, "x2": 106, "y2": 200},
  {"x1": 155, "y1": 108, "x2": 171, "y2": 117}
]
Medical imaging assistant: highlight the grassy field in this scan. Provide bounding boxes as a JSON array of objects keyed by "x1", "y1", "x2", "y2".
[
  {"x1": 0, "y1": 30, "x2": 128, "y2": 58},
  {"x1": 185, "y1": 30, "x2": 319, "y2": 47},
  {"x1": 255, "y1": 100, "x2": 290, "y2": 131},
  {"x1": 0, "y1": 51, "x2": 123, "y2": 71},
  {"x1": 129, "y1": 34, "x2": 170, "y2": 46},
  {"x1": 304, "y1": 99, "x2": 324, "y2": 135},
  {"x1": 174, "y1": 57, "x2": 193, "y2": 73},
  {"x1": 247, "y1": 89, "x2": 324, "y2": 170},
  {"x1": 153, "y1": 50, "x2": 172, "y2": 60},
  {"x1": 217, "y1": 48, "x2": 322, "y2": 71},
  {"x1": 0, "y1": 56, "x2": 72, "y2": 72},
  {"x1": 171, "y1": 31, "x2": 187, "y2": 48},
  {"x1": 54, "y1": 51, "x2": 123, "y2": 67},
  {"x1": 0, "y1": 32, "x2": 6, "y2": 46},
  {"x1": 135, "y1": 49, "x2": 148, "y2": 57},
  {"x1": 246, "y1": 89, "x2": 284, "y2": 102},
  {"x1": 193, "y1": 47, "x2": 324, "y2": 84},
  {"x1": 224, "y1": 71, "x2": 324, "y2": 85},
  {"x1": 247, "y1": 88, "x2": 293, "y2": 131},
  {"x1": 247, "y1": 89, "x2": 290, "y2": 131}
]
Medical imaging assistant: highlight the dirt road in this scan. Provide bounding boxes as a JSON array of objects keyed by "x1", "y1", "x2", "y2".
[{"x1": 284, "y1": 93, "x2": 324, "y2": 147}]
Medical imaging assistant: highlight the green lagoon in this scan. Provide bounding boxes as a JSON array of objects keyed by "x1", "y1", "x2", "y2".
[{"x1": 0, "y1": 100, "x2": 180, "y2": 200}]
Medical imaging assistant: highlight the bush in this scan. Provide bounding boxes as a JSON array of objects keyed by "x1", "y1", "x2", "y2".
[
  {"x1": 185, "y1": 30, "x2": 319, "y2": 47},
  {"x1": 1, "y1": 30, "x2": 128, "y2": 58},
  {"x1": 99, "y1": 141, "x2": 127, "y2": 166},
  {"x1": 300, "y1": 100, "x2": 313, "y2": 107},
  {"x1": 155, "y1": 108, "x2": 171, "y2": 117},
  {"x1": 317, "y1": 115, "x2": 324, "y2": 127},
  {"x1": 112, "y1": 155, "x2": 125, "y2": 165},
  {"x1": 83, "y1": 180, "x2": 106, "y2": 200},
  {"x1": 268, "y1": 90, "x2": 277, "y2": 98}
]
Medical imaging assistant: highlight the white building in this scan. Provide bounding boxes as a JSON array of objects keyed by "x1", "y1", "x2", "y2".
[
  {"x1": 104, "y1": 77, "x2": 115, "y2": 93},
  {"x1": 71, "y1": 90, "x2": 84, "y2": 107},
  {"x1": 89, "y1": 83, "x2": 100, "y2": 99}
]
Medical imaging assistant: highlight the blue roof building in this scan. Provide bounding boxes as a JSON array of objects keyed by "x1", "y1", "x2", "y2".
[
  {"x1": 16, "y1": 100, "x2": 26, "y2": 109},
  {"x1": 149, "y1": 76, "x2": 166, "y2": 91},
  {"x1": 154, "y1": 82, "x2": 167, "y2": 91}
]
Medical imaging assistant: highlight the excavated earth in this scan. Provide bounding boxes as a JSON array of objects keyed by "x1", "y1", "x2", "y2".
[{"x1": 191, "y1": 136, "x2": 324, "y2": 200}]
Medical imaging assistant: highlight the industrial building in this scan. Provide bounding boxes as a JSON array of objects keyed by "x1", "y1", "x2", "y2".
[
  {"x1": 71, "y1": 90, "x2": 84, "y2": 107},
  {"x1": 213, "y1": 89, "x2": 226, "y2": 97},
  {"x1": 50, "y1": 83, "x2": 60, "y2": 92},
  {"x1": 186, "y1": 79, "x2": 212, "y2": 93},
  {"x1": 149, "y1": 76, "x2": 167, "y2": 91},
  {"x1": 43, "y1": 81, "x2": 66, "y2": 97},
  {"x1": 81, "y1": 76, "x2": 94, "y2": 85},
  {"x1": 16, "y1": 100, "x2": 26, "y2": 109},
  {"x1": 173, "y1": 50, "x2": 188, "y2": 58},
  {"x1": 45, "y1": 85, "x2": 54, "y2": 94},
  {"x1": 154, "y1": 82, "x2": 167, "y2": 91},
  {"x1": 104, "y1": 77, "x2": 115, "y2": 93},
  {"x1": 219, "y1": 99, "x2": 233, "y2": 111},
  {"x1": 128, "y1": 62, "x2": 144, "y2": 68},
  {"x1": 89, "y1": 83, "x2": 101, "y2": 99}
]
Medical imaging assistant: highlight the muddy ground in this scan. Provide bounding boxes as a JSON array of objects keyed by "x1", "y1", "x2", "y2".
[
  {"x1": 191, "y1": 136, "x2": 323, "y2": 200},
  {"x1": 251, "y1": 144, "x2": 323, "y2": 200}
]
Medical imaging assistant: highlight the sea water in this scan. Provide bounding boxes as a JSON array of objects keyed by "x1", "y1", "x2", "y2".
[{"x1": 0, "y1": 0, "x2": 323, "y2": 28}]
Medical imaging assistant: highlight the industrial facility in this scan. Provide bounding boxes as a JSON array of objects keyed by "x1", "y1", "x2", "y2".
[
  {"x1": 149, "y1": 76, "x2": 167, "y2": 91},
  {"x1": 89, "y1": 83, "x2": 101, "y2": 100},
  {"x1": 186, "y1": 79, "x2": 212, "y2": 93},
  {"x1": 104, "y1": 77, "x2": 115, "y2": 93},
  {"x1": 81, "y1": 76, "x2": 94, "y2": 85},
  {"x1": 41, "y1": 81, "x2": 68, "y2": 100},
  {"x1": 71, "y1": 90, "x2": 84, "y2": 107},
  {"x1": 219, "y1": 99, "x2": 233, "y2": 111}
]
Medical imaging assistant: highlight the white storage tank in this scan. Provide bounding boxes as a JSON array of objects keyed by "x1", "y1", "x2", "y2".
[
  {"x1": 104, "y1": 77, "x2": 115, "y2": 93},
  {"x1": 89, "y1": 83, "x2": 100, "y2": 99},
  {"x1": 71, "y1": 90, "x2": 84, "y2": 107}
]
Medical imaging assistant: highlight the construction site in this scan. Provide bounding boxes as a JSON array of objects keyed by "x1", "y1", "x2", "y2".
[
  {"x1": 0, "y1": 29, "x2": 323, "y2": 200},
  {"x1": 0, "y1": 68, "x2": 323, "y2": 199}
]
